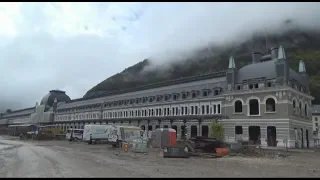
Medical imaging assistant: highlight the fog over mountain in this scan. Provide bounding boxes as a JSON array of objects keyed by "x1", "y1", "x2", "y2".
[{"x1": 0, "y1": 2, "x2": 319, "y2": 111}]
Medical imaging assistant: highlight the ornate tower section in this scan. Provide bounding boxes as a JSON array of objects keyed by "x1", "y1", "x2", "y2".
[
  {"x1": 226, "y1": 56, "x2": 237, "y2": 91},
  {"x1": 274, "y1": 46, "x2": 290, "y2": 85},
  {"x1": 298, "y1": 60, "x2": 310, "y2": 94}
]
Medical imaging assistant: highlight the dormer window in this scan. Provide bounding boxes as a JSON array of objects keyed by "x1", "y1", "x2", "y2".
[
  {"x1": 213, "y1": 88, "x2": 221, "y2": 96},
  {"x1": 173, "y1": 93, "x2": 179, "y2": 101},
  {"x1": 191, "y1": 91, "x2": 197, "y2": 98},
  {"x1": 300, "y1": 86, "x2": 304, "y2": 92},
  {"x1": 130, "y1": 99, "x2": 134, "y2": 104},
  {"x1": 202, "y1": 89, "x2": 210, "y2": 97},
  {"x1": 164, "y1": 94, "x2": 171, "y2": 101},
  {"x1": 142, "y1": 97, "x2": 147, "y2": 103},
  {"x1": 156, "y1": 95, "x2": 162, "y2": 102},
  {"x1": 236, "y1": 85, "x2": 241, "y2": 90},
  {"x1": 182, "y1": 92, "x2": 188, "y2": 99},
  {"x1": 267, "y1": 82, "x2": 272, "y2": 87},
  {"x1": 249, "y1": 84, "x2": 254, "y2": 89},
  {"x1": 149, "y1": 96, "x2": 155, "y2": 103},
  {"x1": 119, "y1": 101, "x2": 123, "y2": 105},
  {"x1": 254, "y1": 84, "x2": 259, "y2": 88}
]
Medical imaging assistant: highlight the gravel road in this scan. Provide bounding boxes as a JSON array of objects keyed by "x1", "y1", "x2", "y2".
[{"x1": 0, "y1": 135, "x2": 319, "y2": 177}]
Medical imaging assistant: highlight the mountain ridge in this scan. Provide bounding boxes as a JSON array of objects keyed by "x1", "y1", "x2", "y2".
[{"x1": 84, "y1": 29, "x2": 320, "y2": 104}]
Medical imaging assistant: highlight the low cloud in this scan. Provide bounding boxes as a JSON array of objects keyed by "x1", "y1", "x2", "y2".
[{"x1": 0, "y1": 2, "x2": 319, "y2": 111}]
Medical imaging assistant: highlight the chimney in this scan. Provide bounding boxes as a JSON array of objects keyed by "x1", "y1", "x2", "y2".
[
  {"x1": 252, "y1": 52, "x2": 263, "y2": 64},
  {"x1": 270, "y1": 47, "x2": 279, "y2": 59}
]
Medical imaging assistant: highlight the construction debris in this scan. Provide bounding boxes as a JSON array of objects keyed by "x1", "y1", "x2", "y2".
[{"x1": 184, "y1": 136, "x2": 229, "y2": 157}]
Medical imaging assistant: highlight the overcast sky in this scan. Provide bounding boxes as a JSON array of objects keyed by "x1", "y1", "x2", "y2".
[{"x1": 0, "y1": 2, "x2": 319, "y2": 111}]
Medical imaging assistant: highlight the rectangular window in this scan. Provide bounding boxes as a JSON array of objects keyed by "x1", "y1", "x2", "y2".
[
  {"x1": 167, "y1": 108, "x2": 170, "y2": 116},
  {"x1": 213, "y1": 105, "x2": 217, "y2": 114},
  {"x1": 214, "y1": 89, "x2": 220, "y2": 96},
  {"x1": 218, "y1": 104, "x2": 221, "y2": 114},
  {"x1": 202, "y1": 91, "x2": 208, "y2": 97},
  {"x1": 164, "y1": 108, "x2": 167, "y2": 116},
  {"x1": 235, "y1": 126, "x2": 243, "y2": 134},
  {"x1": 201, "y1": 105, "x2": 205, "y2": 114},
  {"x1": 173, "y1": 94, "x2": 177, "y2": 100},
  {"x1": 185, "y1": 107, "x2": 188, "y2": 115},
  {"x1": 191, "y1": 106, "x2": 194, "y2": 115},
  {"x1": 181, "y1": 107, "x2": 184, "y2": 115},
  {"x1": 206, "y1": 105, "x2": 209, "y2": 114},
  {"x1": 172, "y1": 107, "x2": 175, "y2": 116},
  {"x1": 182, "y1": 93, "x2": 187, "y2": 99},
  {"x1": 156, "y1": 109, "x2": 159, "y2": 116},
  {"x1": 195, "y1": 106, "x2": 198, "y2": 115},
  {"x1": 159, "y1": 108, "x2": 162, "y2": 116},
  {"x1": 176, "y1": 107, "x2": 179, "y2": 115}
]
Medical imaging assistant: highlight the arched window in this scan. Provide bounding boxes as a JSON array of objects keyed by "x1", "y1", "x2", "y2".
[
  {"x1": 234, "y1": 100, "x2": 243, "y2": 113},
  {"x1": 249, "y1": 99, "x2": 260, "y2": 115},
  {"x1": 293, "y1": 99, "x2": 296, "y2": 113},
  {"x1": 299, "y1": 101, "x2": 302, "y2": 114},
  {"x1": 304, "y1": 103, "x2": 308, "y2": 116},
  {"x1": 266, "y1": 98, "x2": 276, "y2": 112}
]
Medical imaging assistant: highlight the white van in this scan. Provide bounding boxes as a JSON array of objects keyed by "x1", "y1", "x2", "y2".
[
  {"x1": 108, "y1": 125, "x2": 144, "y2": 147},
  {"x1": 66, "y1": 129, "x2": 84, "y2": 141},
  {"x1": 83, "y1": 124, "x2": 112, "y2": 144}
]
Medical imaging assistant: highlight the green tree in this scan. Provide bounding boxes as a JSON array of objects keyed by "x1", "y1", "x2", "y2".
[{"x1": 210, "y1": 121, "x2": 224, "y2": 140}]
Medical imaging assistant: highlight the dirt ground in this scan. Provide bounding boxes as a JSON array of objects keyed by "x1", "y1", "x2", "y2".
[{"x1": 0, "y1": 135, "x2": 319, "y2": 177}]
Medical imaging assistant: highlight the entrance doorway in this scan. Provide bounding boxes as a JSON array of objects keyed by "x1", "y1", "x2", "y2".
[
  {"x1": 201, "y1": 126, "x2": 209, "y2": 137},
  {"x1": 191, "y1": 125, "x2": 198, "y2": 137},
  {"x1": 235, "y1": 126, "x2": 243, "y2": 141},
  {"x1": 267, "y1": 126, "x2": 277, "y2": 147},
  {"x1": 172, "y1": 125, "x2": 177, "y2": 138},
  {"x1": 181, "y1": 125, "x2": 187, "y2": 140},
  {"x1": 249, "y1": 126, "x2": 261, "y2": 144}
]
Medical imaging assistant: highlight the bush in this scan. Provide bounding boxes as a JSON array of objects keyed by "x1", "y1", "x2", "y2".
[{"x1": 210, "y1": 121, "x2": 224, "y2": 140}]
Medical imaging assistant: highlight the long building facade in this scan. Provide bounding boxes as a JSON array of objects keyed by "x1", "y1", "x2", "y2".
[{"x1": 0, "y1": 46, "x2": 314, "y2": 148}]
